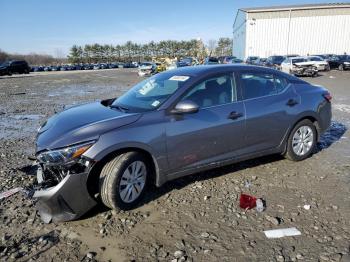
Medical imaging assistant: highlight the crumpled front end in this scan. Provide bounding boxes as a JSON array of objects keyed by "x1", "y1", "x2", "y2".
[
  {"x1": 33, "y1": 152, "x2": 97, "y2": 223},
  {"x1": 291, "y1": 64, "x2": 318, "y2": 76}
]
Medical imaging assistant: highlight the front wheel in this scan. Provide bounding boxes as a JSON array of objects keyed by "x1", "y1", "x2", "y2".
[
  {"x1": 284, "y1": 119, "x2": 317, "y2": 161},
  {"x1": 99, "y1": 152, "x2": 149, "y2": 211},
  {"x1": 338, "y1": 64, "x2": 344, "y2": 71}
]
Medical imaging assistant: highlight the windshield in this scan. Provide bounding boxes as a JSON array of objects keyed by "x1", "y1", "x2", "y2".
[
  {"x1": 272, "y1": 56, "x2": 284, "y2": 63},
  {"x1": 1, "y1": 61, "x2": 10, "y2": 66},
  {"x1": 292, "y1": 58, "x2": 307, "y2": 63},
  {"x1": 112, "y1": 72, "x2": 189, "y2": 112},
  {"x1": 309, "y1": 57, "x2": 322, "y2": 61}
]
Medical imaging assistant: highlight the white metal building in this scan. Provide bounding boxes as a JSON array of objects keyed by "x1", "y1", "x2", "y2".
[{"x1": 232, "y1": 3, "x2": 350, "y2": 59}]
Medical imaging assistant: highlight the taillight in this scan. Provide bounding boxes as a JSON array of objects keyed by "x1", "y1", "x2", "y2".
[{"x1": 323, "y1": 92, "x2": 332, "y2": 102}]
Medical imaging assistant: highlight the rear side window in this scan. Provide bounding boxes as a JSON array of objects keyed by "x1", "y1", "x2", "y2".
[
  {"x1": 240, "y1": 72, "x2": 289, "y2": 99},
  {"x1": 182, "y1": 74, "x2": 237, "y2": 108}
]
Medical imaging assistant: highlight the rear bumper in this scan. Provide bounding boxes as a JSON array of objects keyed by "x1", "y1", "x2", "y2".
[{"x1": 33, "y1": 171, "x2": 97, "y2": 223}]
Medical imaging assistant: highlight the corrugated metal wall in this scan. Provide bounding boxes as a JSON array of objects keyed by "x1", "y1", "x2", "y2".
[{"x1": 239, "y1": 7, "x2": 350, "y2": 59}]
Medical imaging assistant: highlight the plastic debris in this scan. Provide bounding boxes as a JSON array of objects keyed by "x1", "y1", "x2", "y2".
[
  {"x1": 244, "y1": 180, "x2": 251, "y2": 188},
  {"x1": 240, "y1": 193, "x2": 265, "y2": 211},
  {"x1": 303, "y1": 204, "x2": 311, "y2": 210},
  {"x1": 0, "y1": 187, "x2": 23, "y2": 200},
  {"x1": 264, "y1": 227, "x2": 301, "y2": 239},
  {"x1": 256, "y1": 199, "x2": 265, "y2": 212},
  {"x1": 240, "y1": 193, "x2": 257, "y2": 209}
]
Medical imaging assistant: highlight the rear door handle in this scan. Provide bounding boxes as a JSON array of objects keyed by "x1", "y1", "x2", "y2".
[
  {"x1": 228, "y1": 111, "x2": 243, "y2": 120},
  {"x1": 286, "y1": 99, "x2": 298, "y2": 107}
]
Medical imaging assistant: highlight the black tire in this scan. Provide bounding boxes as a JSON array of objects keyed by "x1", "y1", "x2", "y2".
[
  {"x1": 338, "y1": 64, "x2": 344, "y2": 71},
  {"x1": 284, "y1": 119, "x2": 317, "y2": 161},
  {"x1": 99, "y1": 152, "x2": 150, "y2": 211},
  {"x1": 7, "y1": 70, "x2": 12, "y2": 76}
]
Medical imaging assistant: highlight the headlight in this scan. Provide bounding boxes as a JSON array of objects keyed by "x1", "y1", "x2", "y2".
[
  {"x1": 344, "y1": 62, "x2": 350, "y2": 65},
  {"x1": 37, "y1": 141, "x2": 94, "y2": 164}
]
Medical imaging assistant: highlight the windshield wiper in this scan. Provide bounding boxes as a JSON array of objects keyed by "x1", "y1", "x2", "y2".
[{"x1": 110, "y1": 104, "x2": 129, "y2": 113}]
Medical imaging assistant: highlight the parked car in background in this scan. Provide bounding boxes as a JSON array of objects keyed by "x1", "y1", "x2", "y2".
[
  {"x1": 0, "y1": 60, "x2": 30, "y2": 75},
  {"x1": 281, "y1": 57, "x2": 318, "y2": 77},
  {"x1": 245, "y1": 56, "x2": 259, "y2": 64},
  {"x1": 218, "y1": 56, "x2": 236, "y2": 64},
  {"x1": 266, "y1": 55, "x2": 285, "y2": 70},
  {"x1": 227, "y1": 57, "x2": 244, "y2": 64},
  {"x1": 204, "y1": 57, "x2": 219, "y2": 65},
  {"x1": 51, "y1": 66, "x2": 61, "y2": 71},
  {"x1": 166, "y1": 61, "x2": 188, "y2": 71},
  {"x1": 32, "y1": 66, "x2": 44, "y2": 72},
  {"x1": 180, "y1": 57, "x2": 194, "y2": 66},
  {"x1": 255, "y1": 58, "x2": 268, "y2": 66},
  {"x1": 138, "y1": 62, "x2": 157, "y2": 76},
  {"x1": 328, "y1": 55, "x2": 350, "y2": 70},
  {"x1": 306, "y1": 56, "x2": 330, "y2": 71},
  {"x1": 312, "y1": 54, "x2": 336, "y2": 62},
  {"x1": 32, "y1": 64, "x2": 332, "y2": 222}
]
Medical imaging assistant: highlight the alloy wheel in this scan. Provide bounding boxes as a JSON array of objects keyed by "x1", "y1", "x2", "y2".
[
  {"x1": 119, "y1": 161, "x2": 147, "y2": 203},
  {"x1": 292, "y1": 126, "x2": 314, "y2": 156}
]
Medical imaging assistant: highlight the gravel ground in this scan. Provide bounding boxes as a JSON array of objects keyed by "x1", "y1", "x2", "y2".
[{"x1": 0, "y1": 69, "x2": 349, "y2": 262}]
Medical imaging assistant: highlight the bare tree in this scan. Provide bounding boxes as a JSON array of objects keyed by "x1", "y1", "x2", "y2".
[{"x1": 207, "y1": 39, "x2": 217, "y2": 56}]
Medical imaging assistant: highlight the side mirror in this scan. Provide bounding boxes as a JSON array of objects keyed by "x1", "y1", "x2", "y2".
[{"x1": 171, "y1": 100, "x2": 199, "y2": 114}]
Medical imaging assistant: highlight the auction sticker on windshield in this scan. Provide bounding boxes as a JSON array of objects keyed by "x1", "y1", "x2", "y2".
[{"x1": 169, "y1": 76, "x2": 190, "y2": 81}]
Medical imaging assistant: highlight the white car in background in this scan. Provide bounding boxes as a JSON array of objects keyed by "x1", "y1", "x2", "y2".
[
  {"x1": 281, "y1": 57, "x2": 318, "y2": 77},
  {"x1": 306, "y1": 56, "x2": 330, "y2": 71}
]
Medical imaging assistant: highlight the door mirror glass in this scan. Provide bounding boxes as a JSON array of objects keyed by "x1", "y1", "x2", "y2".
[{"x1": 171, "y1": 100, "x2": 199, "y2": 114}]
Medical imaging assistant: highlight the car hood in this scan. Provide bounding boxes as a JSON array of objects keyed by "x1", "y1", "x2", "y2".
[
  {"x1": 36, "y1": 101, "x2": 141, "y2": 152},
  {"x1": 294, "y1": 61, "x2": 315, "y2": 66}
]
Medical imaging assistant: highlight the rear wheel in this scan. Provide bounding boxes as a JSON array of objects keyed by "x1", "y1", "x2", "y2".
[
  {"x1": 284, "y1": 119, "x2": 317, "y2": 161},
  {"x1": 99, "y1": 152, "x2": 149, "y2": 210}
]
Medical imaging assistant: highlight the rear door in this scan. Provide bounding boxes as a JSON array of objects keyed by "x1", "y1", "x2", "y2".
[
  {"x1": 165, "y1": 73, "x2": 245, "y2": 172},
  {"x1": 238, "y1": 70, "x2": 299, "y2": 153}
]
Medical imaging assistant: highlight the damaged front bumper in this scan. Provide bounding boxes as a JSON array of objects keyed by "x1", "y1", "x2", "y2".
[{"x1": 33, "y1": 164, "x2": 97, "y2": 223}]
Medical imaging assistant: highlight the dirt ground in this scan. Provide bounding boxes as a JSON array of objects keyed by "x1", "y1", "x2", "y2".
[{"x1": 0, "y1": 68, "x2": 349, "y2": 262}]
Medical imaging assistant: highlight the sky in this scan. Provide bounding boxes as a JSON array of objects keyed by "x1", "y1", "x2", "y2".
[{"x1": 0, "y1": 0, "x2": 342, "y2": 56}]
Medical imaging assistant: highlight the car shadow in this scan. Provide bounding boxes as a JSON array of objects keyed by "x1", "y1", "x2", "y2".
[
  {"x1": 82, "y1": 154, "x2": 284, "y2": 220},
  {"x1": 316, "y1": 121, "x2": 347, "y2": 151}
]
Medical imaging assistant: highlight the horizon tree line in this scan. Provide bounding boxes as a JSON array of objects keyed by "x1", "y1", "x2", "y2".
[
  {"x1": 68, "y1": 38, "x2": 232, "y2": 64},
  {"x1": 0, "y1": 38, "x2": 232, "y2": 65}
]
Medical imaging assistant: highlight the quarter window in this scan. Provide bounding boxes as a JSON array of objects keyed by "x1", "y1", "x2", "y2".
[
  {"x1": 241, "y1": 72, "x2": 289, "y2": 99},
  {"x1": 182, "y1": 74, "x2": 237, "y2": 108}
]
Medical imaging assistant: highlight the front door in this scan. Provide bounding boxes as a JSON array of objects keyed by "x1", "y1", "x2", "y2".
[{"x1": 165, "y1": 73, "x2": 245, "y2": 173}]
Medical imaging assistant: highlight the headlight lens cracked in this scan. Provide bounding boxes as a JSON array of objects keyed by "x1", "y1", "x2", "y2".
[{"x1": 37, "y1": 141, "x2": 94, "y2": 164}]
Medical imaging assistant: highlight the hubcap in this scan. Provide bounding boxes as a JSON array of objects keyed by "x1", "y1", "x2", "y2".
[
  {"x1": 292, "y1": 126, "x2": 314, "y2": 156},
  {"x1": 119, "y1": 161, "x2": 146, "y2": 203}
]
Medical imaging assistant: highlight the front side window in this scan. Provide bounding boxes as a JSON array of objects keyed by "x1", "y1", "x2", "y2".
[
  {"x1": 241, "y1": 72, "x2": 289, "y2": 100},
  {"x1": 182, "y1": 74, "x2": 237, "y2": 108}
]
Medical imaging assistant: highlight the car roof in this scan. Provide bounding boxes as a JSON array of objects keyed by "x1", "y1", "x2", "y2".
[{"x1": 163, "y1": 64, "x2": 288, "y2": 76}]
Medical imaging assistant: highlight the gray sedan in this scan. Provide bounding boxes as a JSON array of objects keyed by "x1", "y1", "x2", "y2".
[{"x1": 33, "y1": 65, "x2": 332, "y2": 222}]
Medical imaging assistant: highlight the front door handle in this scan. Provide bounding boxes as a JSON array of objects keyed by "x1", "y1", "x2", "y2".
[
  {"x1": 286, "y1": 99, "x2": 298, "y2": 107},
  {"x1": 228, "y1": 111, "x2": 243, "y2": 120}
]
